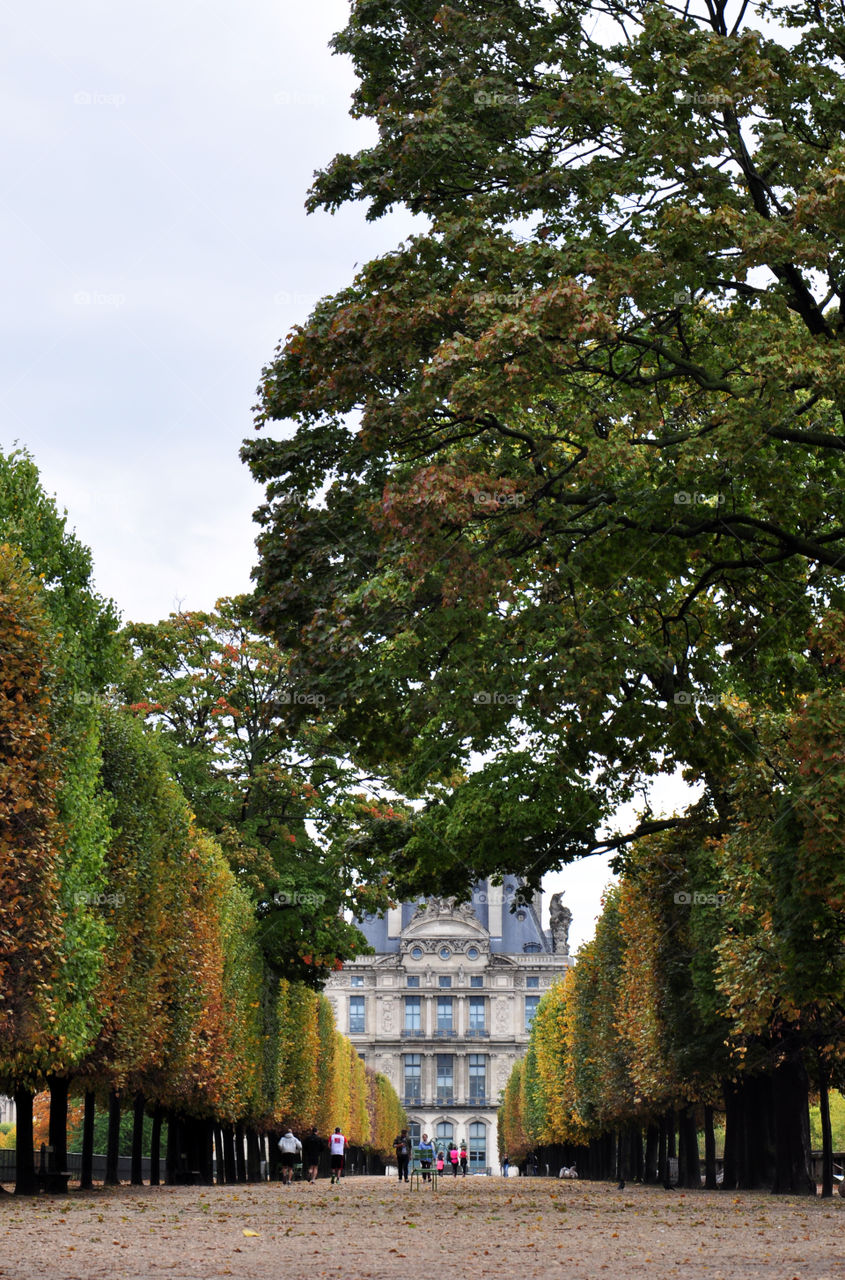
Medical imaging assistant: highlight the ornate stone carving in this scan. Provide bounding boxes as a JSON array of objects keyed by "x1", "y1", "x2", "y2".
[
  {"x1": 382, "y1": 996, "x2": 395, "y2": 1033},
  {"x1": 494, "y1": 996, "x2": 509, "y2": 1033},
  {"x1": 549, "y1": 892, "x2": 572, "y2": 955},
  {"x1": 410, "y1": 896, "x2": 478, "y2": 923}
]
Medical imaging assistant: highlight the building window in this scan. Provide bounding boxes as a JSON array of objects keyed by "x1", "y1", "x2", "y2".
[
  {"x1": 411, "y1": 946, "x2": 423, "y2": 959},
  {"x1": 349, "y1": 996, "x2": 365, "y2": 1034},
  {"x1": 436, "y1": 1055, "x2": 454, "y2": 1103},
  {"x1": 525, "y1": 995, "x2": 540, "y2": 1030},
  {"x1": 523, "y1": 942, "x2": 541, "y2": 953},
  {"x1": 350, "y1": 974, "x2": 364, "y2": 987},
  {"x1": 404, "y1": 1055, "x2": 421, "y2": 1102},
  {"x1": 466, "y1": 946, "x2": 479, "y2": 960},
  {"x1": 470, "y1": 975, "x2": 483, "y2": 988},
  {"x1": 408, "y1": 1120, "x2": 421, "y2": 1146},
  {"x1": 469, "y1": 996, "x2": 485, "y2": 1032},
  {"x1": 435, "y1": 1121, "x2": 453, "y2": 1145},
  {"x1": 439, "y1": 946, "x2": 451, "y2": 960},
  {"x1": 439, "y1": 975, "x2": 452, "y2": 988},
  {"x1": 468, "y1": 1055, "x2": 487, "y2": 1103},
  {"x1": 405, "y1": 995, "x2": 421, "y2": 1032},
  {"x1": 526, "y1": 975, "x2": 540, "y2": 989},
  {"x1": 437, "y1": 997, "x2": 453, "y2": 1032},
  {"x1": 406, "y1": 975, "x2": 420, "y2": 988},
  {"x1": 469, "y1": 1121, "x2": 487, "y2": 1171}
]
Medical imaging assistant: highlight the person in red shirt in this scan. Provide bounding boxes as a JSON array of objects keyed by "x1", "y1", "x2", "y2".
[
  {"x1": 448, "y1": 1145, "x2": 460, "y2": 1177},
  {"x1": 328, "y1": 1127, "x2": 346, "y2": 1185}
]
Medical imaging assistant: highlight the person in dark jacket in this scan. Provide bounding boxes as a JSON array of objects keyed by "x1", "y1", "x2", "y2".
[
  {"x1": 302, "y1": 1127, "x2": 323, "y2": 1183},
  {"x1": 393, "y1": 1129, "x2": 411, "y2": 1182}
]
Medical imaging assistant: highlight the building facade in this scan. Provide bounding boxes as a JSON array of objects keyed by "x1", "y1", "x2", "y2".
[{"x1": 323, "y1": 878, "x2": 573, "y2": 1171}]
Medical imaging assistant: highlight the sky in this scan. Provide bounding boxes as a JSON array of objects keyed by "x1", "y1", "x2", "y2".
[{"x1": 1, "y1": 0, "x2": 692, "y2": 952}]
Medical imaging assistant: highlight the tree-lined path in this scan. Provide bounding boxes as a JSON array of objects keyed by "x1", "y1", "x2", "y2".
[{"x1": 0, "y1": 1177, "x2": 841, "y2": 1280}]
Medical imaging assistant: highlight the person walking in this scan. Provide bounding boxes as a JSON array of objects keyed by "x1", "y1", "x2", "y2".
[
  {"x1": 328, "y1": 1127, "x2": 346, "y2": 1185},
  {"x1": 418, "y1": 1132, "x2": 434, "y2": 1182},
  {"x1": 436, "y1": 1151, "x2": 445, "y2": 1175},
  {"x1": 502, "y1": 1154, "x2": 509, "y2": 1178},
  {"x1": 460, "y1": 1143, "x2": 468, "y2": 1176},
  {"x1": 393, "y1": 1128, "x2": 410, "y2": 1183},
  {"x1": 448, "y1": 1144, "x2": 460, "y2": 1177},
  {"x1": 302, "y1": 1127, "x2": 323, "y2": 1183},
  {"x1": 277, "y1": 1129, "x2": 302, "y2": 1186}
]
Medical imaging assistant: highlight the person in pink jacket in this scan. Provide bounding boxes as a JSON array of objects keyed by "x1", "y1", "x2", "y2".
[{"x1": 448, "y1": 1145, "x2": 460, "y2": 1177}]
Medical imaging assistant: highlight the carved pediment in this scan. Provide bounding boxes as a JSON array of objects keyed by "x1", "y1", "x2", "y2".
[{"x1": 403, "y1": 897, "x2": 488, "y2": 940}]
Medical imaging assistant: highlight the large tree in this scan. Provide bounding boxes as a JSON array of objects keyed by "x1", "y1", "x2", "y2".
[
  {"x1": 121, "y1": 600, "x2": 395, "y2": 983},
  {"x1": 244, "y1": 0, "x2": 845, "y2": 899}
]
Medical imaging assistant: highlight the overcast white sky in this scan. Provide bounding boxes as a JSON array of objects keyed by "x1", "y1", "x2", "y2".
[{"x1": 2, "y1": 0, "x2": 692, "y2": 951}]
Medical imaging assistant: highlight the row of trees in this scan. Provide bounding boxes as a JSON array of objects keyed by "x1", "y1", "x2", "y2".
[
  {"x1": 0, "y1": 449, "x2": 404, "y2": 1193},
  {"x1": 499, "y1": 691, "x2": 845, "y2": 1194}
]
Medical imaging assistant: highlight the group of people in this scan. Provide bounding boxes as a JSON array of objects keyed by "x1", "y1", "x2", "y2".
[
  {"x1": 392, "y1": 1128, "x2": 470, "y2": 1181},
  {"x1": 276, "y1": 1125, "x2": 475, "y2": 1186},
  {"x1": 276, "y1": 1126, "x2": 347, "y2": 1185}
]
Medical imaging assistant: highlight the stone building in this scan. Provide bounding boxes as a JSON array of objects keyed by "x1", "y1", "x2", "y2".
[{"x1": 323, "y1": 878, "x2": 573, "y2": 1171}]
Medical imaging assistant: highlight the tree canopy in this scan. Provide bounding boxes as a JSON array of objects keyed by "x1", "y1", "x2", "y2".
[{"x1": 244, "y1": 0, "x2": 845, "y2": 900}]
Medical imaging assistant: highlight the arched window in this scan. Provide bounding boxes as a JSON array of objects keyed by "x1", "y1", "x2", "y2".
[
  {"x1": 435, "y1": 1121, "x2": 453, "y2": 1146},
  {"x1": 468, "y1": 1121, "x2": 487, "y2": 1172},
  {"x1": 407, "y1": 1120, "x2": 421, "y2": 1147}
]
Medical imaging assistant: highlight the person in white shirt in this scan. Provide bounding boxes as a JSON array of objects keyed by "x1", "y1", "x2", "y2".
[
  {"x1": 329, "y1": 1127, "x2": 346, "y2": 1185},
  {"x1": 277, "y1": 1129, "x2": 302, "y2": 1185}
]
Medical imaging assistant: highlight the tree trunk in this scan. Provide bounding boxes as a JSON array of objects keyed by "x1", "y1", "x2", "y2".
[
  {"x1": 214, "y1": 1126, "x2": 225, "y2": 1183},
  {"x1": 644, "y1": 1123, "x2": 659, "y2": 1184},
  {"x1": 198, "y1": 1118, "x2": 214, "y2": 1186},
  {"x1": 165, "y1": 1111, "x2": 179, "y2": 1185},
  {"x1": 658, "y1": 1115, "x2": 668, "y2": 1188},
  {"x1": 13, "y1": 1089, "x2": 37, "y2": 1196},
  {"x1": 679, "y1": 1105, "x2": 701, "y2": 1188},
  {"x1": 235, "y1": 1122, "x2": 247, "y2": 1182},
  {"x1": 816, "y1": 1051, "x2": 833, "y2": 1199},
  {"x1": 105, "y1": 1089, "x2": 121, "y2": 1186},
  {"x1": 47, "y1": 1074, "x2": 69, "y2": 1182},
  {"x1": 703, "y1": 1104, "x2": 718, "y2": 1189},
  {"x1": 771, "y1": 1050, "x2": 815, "y2": 1195},
  {"x1": 149, "y1": 1105, "x2": 163, "y2": 1187},
  {"x1": 246, "y1": 1129, "x2": 261, "y2": 1182},
  {"x1": 131, "y1": 1093, "x2": 145, "y2": 1185},
  {"x1": 79, "y1": 1091, "x2": 96, "y2": 1190},
  {"x1": 722, "y1": 1081, "x2": 737, "y2": 1191},
  {"x1": 222, "y1": 1124, "x2": 237, "y2": 1184}
]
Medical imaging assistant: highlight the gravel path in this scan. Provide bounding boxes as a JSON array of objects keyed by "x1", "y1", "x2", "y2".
[{"x1": 1, "y1": 1175, "x2": 842, "y2": 1279}]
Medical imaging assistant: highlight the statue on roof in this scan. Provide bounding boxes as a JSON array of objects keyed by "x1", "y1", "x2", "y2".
[{"x1": 549, "y1": 892, "x2": 572, "y2": 955}]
